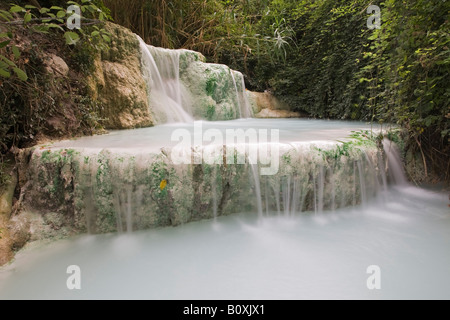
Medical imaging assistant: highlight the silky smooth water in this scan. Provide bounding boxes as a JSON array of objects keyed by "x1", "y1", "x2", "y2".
[
  {"x1": 45, "y1": 118, "x2": 383, "y2": 152},
  {"x1": 138, "y1": 37, "x2": 253, "y2": 124},
  {"x1": 0, "y1": 184, "x2": 448, "y2": 300},
  {"x1": 24, "y1": 119, "x2": 389, "y2": 235},
  {"x1": 140, "y1": 39, "x2": 194, "y2": 124},
  {"x1": 1, "y1": 119, "x2": 448, "y2": 300}
]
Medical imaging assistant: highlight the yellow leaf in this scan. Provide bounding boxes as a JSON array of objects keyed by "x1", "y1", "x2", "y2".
[{"x1": 160, "y1": 179, "x2": 167, "y2": 191}]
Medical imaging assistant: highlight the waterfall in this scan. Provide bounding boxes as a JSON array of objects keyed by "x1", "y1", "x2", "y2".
[
  {"x1": 23, "y1": 88, "x2": 407, "y2": 234},
  {"x1": 250, "y1": 163, "x2": 264, "y2": 218},
  {"x1": 138, "y1": 37, "x2": 194, "y2": 124},
  {"x1": 382, "y1": 139, "x2": 408, "y2": 185},
  {"x1": 211, "y1": 166, "x2": 218, "y2": 220},
  {"x1": 239, "y1": 74, "x2": 253, "y2": 118},
  {"x1": 246, "y1": 139, "x2": 408, "y2": 217},
  {"x1": 230, "y1": 72, "x2": 244, "y2": 118},
  {"x1": 231, "y1": 71, "x2": 253, "y2": 119},
  {"x1": 138, "y1": 36, "x2": 253, "y2": 124}
]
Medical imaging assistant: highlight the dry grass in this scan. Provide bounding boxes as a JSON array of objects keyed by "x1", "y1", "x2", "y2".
[
  {"x1": 102, "y1": 0, "x2": 255, "y2": 61},
  {"x1": 104, "y1": 0, "x2": 216, "y2": 49}
]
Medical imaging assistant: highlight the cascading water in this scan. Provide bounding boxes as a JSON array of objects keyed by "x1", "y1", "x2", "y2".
[
  {"x1": 138, "y1": 36, "x2": 253, "y2": 124},
  {"x1": 246, "y1": 137, "x2": 397, "y2": 218},
  {"x1": 239, "y1": 75, "x2": 253, "y2": 118},
  {"x1": 2, "y1": 38, "x2": 449, "y2": 300},
  {"x1": 250, "y1": 163, "x2": 264, "y2": 218},
  {"x1": 4, "y1": 127, "x2": 449, "y2": 300},
  {"x1": 139, "y1": 37, "x2": 194, "y2": 123},
  {"x1": 382, "y1": 138, "x2": 408, "y2": 185},
  {"x1": 231, "y1": 71, "x2": 253, "y2": 119},
  {"x1": 21, "y1": 119, "x2": 397, "y2": 236}
]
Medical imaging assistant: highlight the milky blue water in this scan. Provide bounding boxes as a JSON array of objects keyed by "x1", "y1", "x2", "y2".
[{"x1": 1, "y1": 185, "x2": 448, "y2": 300}]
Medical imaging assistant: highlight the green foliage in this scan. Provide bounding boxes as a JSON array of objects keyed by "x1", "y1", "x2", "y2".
[
  {"x1": 206, "y1": 104, "x2": 216, "y2": 121},
  {"x1": 359, "y1": 0, "x2": 449, "y2": 179},
  {"x1": 0, "y1": 22, "x2": 28, "y2": 80},
  {"x1": 385, "y1": 129, "x2": 406, "y2": 154},
  {"x1": 0, "y1": 0, "x2": 111, "y2": 81},
  {"x1": 186, "y1": 0, "x2": 448, "y2": 180},
  {"x1": 0, "y1": 0, "x2": 112, "y2": 158},
  {"x1": 206, "y1": 77, "x2": 218, "y2": 97},
  {"x1": 102, "y1": 0, "x2": 293, "y2": 66},
  {"x1": 40, "y1": 149, "x2": 77, "y2": 165},
  {"x1": 0, "y1": 0, "x2": 447, "y2": 181},
  {"x1": 241, "y1": 1, "x2": 371, "y2": 116},
  {"x1": 316, "y1": 130, "x2": 377, "y2": 161}
]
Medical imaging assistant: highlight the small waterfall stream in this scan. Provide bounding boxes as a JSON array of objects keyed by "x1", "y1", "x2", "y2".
[
  {"x1": 382, "y1": 139, "x2": 408, "y2": 185},
  {"x1": 2, "y1": 34, "x2": 448, "y2": 302},
  {"x1": 246, "y1": 138, "x2": 401, "y2": 219},
  {"x1": 138, "y1": 36, "x2": 253, "y2": 124},
  {"x1": 3, "y1": 143, "x2": 449, "y2": 299},
  {"x1": 230, "y1": 71, "x2": 253, "y2": 119},
  {"x1": 18, "y1": 33, "x2": 407, "y2": 236},
  {"x1": 139, "y1": 38, "x2": 194, "y2": 123}
]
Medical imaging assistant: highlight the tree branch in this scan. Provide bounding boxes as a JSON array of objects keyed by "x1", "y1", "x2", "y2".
[{"x1": 0, "y1": 17, "x2": 104, "y2": 26}]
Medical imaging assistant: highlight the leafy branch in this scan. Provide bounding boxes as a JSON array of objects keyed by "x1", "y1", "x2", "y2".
[{"x1": 0, "y1": 0, "x2": 111, "y2": 81}]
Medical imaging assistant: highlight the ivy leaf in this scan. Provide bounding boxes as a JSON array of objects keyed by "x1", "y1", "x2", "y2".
[
  {"x1": 85, "y1": 5, "x2": 95, "y2": 13},
  {"x1": 0, "y1": 40, "x2": 10, "y2": 49},
  {"x1": 0, "y1": 55, "x2": 16, "y2": 67},
  {"x1": 0, "y1": 10, "x2": 13, "y2": 21},
  {"x1": 12, "y1": 45, "x2": 20, "y2": 59},
  {"x1": 32, "y1": 25, "x2": 50, "y2": 33},
  {"x1": 64, "y1": 31, "x2": 80, "y2": 45},
  {"x1": 57, "y1": 10, "x2": 66, "y2": 18},
  {"x1": 24, "y1": 12, "x2": 32, "y2": 24},
  {"x1": 0, "y1": 9, "x2": 13, "y2": 19},
  {"x1": 13, "y1": 67, "x2": 28, "y2": 81},
  {"x1": 10, "y1": 6, "x2": 25, "y2": 13},
  {"x1": 46, "y1": 23, "x2": 64, "y2": 31},
  {"x1": 0, "y1": 67, "x2": 11, "y2": 78}
]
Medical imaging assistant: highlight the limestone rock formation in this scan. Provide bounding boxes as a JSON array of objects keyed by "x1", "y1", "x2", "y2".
[
  {"x1": 255, "y1": 108, "x2": 302, "y2": 119},
  {"x1": 86, "y1": 23, "x2": 153, "y2": 129},
  {"x1": 0, "y1": 169, "x2": 18, "y2": 265},
  {"x1": 17, "y1": 135, "x2": 385, "y2": 238},
  {"x1": 181, "y1": 62, "x2": 247, "y2": 120},
  {"x1": 248, "y1": 91, "x2": 303, "y2": 118},
  {"x1": 44, "y1": 54, "x2": 69, "y2": 77}
]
